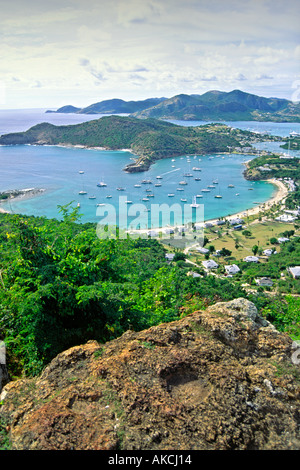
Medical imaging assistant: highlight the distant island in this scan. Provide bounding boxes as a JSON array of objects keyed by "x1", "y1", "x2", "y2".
[
  {"x1": 46, "y1": 97, "x2": 167, "y2": 115},
  {"x1": 0, "y1": 115, "x2": 281, "y2": 172},
  {"x1": 46, "y1": 89, "x2": 300, "y2": 123}
]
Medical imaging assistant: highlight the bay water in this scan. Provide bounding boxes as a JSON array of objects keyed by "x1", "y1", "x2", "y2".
[{"x1": 0, "y1": 109, "x2": 299, "y2": 228}]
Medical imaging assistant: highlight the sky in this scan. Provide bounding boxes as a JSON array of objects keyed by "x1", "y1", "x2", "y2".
[{"x1": 0, "y1": 0, "x2": 300, "y2": 109}]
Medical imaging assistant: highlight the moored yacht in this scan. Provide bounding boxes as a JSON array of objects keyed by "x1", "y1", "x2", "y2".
[{"x1": 190, "y1": 196, "x2": 199, "y2": 208}]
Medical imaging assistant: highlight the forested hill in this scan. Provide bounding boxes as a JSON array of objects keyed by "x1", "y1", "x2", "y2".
[
  {"x1": 132, "y1": 89, "x2": 300, "y2": 122},
  {"x1": 46, "y1": 90, "x2": 300, "y2": 122},
  {"x1": 46, "y1": 97, "x2": 167, "y2": 115},
  {"x1": 0, "y1": 115, "x2": 279, "y2": 172}
]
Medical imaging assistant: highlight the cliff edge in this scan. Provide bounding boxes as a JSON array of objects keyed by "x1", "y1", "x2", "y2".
[{"x1": 0, "y1": 298, "x2": 299, "y2": 450}]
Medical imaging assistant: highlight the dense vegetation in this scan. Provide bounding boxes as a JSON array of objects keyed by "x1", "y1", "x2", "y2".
[
  {"x1": 46, "y1": 90, "x2": 300, "y2": 122},
  {"x1": 244, "y1": 154, "x2": 300, "y2": 181},
  {"x1": 281, "y1": 136, "x2": 300, "y2": 151},
  {"x1": 0, "y1": 206, "x2": 248, "y2": 377},
  {"x1": 133, "y1": 90, "x2": 300, "y2": 122},
  {"x1": 238, "y1": 235, "x2": 300, "y2": 287}
]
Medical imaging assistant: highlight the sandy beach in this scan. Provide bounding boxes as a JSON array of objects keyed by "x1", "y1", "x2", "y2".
[
  {"x1": 0, "y1": 188, "x2": 46, "y2": 214},
  {"x1": 205, "y1": 178, "x2": 289, "y2": 224},
  {"x1": 126, "y1": 178, "x2": 290, "y2": 235}
]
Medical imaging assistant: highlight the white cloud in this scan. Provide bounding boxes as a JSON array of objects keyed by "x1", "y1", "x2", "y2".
[{"x1": 0, "y1": 0, "x2": 299, "y2": 107}]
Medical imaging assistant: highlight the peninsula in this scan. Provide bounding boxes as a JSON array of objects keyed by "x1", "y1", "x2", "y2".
[{"x1": 0, "y1": 115, "x2": 281, "y2": 173}]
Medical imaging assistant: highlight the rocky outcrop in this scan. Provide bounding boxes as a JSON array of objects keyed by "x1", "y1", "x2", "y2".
[{"x1": 0, "y1": 298, "x2": 299, "y2": 450}]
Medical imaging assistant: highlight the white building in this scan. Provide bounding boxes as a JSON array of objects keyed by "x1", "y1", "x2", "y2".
[
  {"x1": 187, "y1": 271, "x2": 201, "y2": 278},
  {"x1": 202, "y1": 260, "x2": 219, "y2": 269},
  {"x1": 278, "y1": 237, "x2": 290, "y2": 244},
  {"x1": 263, "y1": 249, "x2": 277, "y2": 256},
  {"x1": 197, "y1": 247, "x2": 210, "y2": 254},
  {"x1": 229, "y1": 218, "x2": 244, "y2": 225},
  {"x1": 255, "y1": 277, "x2": 273, "y2": 287},
  {"x1": 225, "y1": 264, "x2": 240, "y2": 275},
  {"x1": 288, "y1": 267, "x2": 300, "y2": 279},
  {"x1": 165, "y1": 253, "x2": 175, "y2": 261},
  {"x1": 275, "y1": 214, "x2": 296, "y2": 222},
  {"x1": 244, "y1": 256, "x2": 259, "y2": 263}
]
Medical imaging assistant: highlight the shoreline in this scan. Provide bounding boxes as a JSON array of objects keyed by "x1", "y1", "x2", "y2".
[
  {"x1": 0, "y1": 188, "x2": 46, "y2": 214},
  {"x1": 0, "y1": 179, "x2": 289, "y2": 230},
  {"x1": 204, "y1": 178, "x2": 288, "y2": 225},
  {"x1": 126, "y1": 178, "x2": 289, "y2": 235}
]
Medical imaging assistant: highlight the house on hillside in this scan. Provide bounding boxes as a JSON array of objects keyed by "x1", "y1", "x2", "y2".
[
  {"x1": 278, "y1": 237, "x2": 290, "y2": 244},
  {"x1": 202, "y1": 260, "x2": 219, "y2": 270},
  {"x1": 255, "y1": 277, "x2": 273, "y2": 287},
  {"x1": 165, "y1": 253, "x2": 175, "y2": 262},
  {"x1": 187, "y1": 271, "x2": 201, "y2": 278},
  {"x1": 244, "y1": 256, "x2": 259, "y2": 263},
  {"x1": 225, "y1": 264, "x2": 240, "y2": 275},
  {"x1": 263, "y1": 249, "x2": 277, "y2": 256},
  {"x1": 288, "y1": 266, "x2": 300, "y2": 279},
  {"x1": 197, "y1": 247, "x2": 210, "y2": 254}
]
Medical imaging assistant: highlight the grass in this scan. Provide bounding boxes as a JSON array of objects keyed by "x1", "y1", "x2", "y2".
[{"x1": 202, "y1": 221, "x2": 300, "y2": 262}]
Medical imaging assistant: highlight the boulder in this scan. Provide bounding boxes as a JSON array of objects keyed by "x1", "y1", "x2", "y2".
[{"x1": 0, "y1": 299, "x2": 299, "y2": 450}]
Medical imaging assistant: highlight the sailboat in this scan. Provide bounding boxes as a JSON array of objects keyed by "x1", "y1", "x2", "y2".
[
  {"x1": 190, "y1": 196, "x2": 199, "y2": 208},
  {"x1": 215, "y1": 186, "x2": 222, "y2": 198},
  {"x1": 79, "y1": 170, "x2": 87, "y2": 194}
]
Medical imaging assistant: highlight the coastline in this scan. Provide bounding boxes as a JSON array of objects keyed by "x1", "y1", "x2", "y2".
[
  {"x1": 126, "y1": 177, "x2": 289, "y2": 235},
  {"x1": 0, "y1": 188, "x2": 46, "y2": 214},
  {"x1": 0, "y1": 179, "x2": 289, "y2": 230},
  {"x1": 204, "y1": 178, "x2": 288, "y2": 225}
]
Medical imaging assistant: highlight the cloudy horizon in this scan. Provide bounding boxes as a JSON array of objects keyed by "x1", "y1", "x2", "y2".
[{"x1": 1, "y1": 0, "x2": 299, "y2": 109}]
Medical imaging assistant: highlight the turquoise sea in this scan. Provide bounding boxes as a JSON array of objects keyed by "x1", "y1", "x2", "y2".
[{"x1": 0, "y1": 109, "x2": 299, "y2": 228}]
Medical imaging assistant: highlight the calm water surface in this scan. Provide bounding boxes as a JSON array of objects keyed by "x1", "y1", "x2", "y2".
[{"x1": 0, "y1": 109, "x2": 299, "y2": 228}]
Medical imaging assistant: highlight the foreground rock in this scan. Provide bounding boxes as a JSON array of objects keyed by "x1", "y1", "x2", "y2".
[{"x1": 0, "y1": 298, "x2": 299, "y2": 450}]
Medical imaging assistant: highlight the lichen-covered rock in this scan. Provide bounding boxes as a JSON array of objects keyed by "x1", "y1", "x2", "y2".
[{"x1": 0, "y1": 299, "x2": 299, "y2": 450}]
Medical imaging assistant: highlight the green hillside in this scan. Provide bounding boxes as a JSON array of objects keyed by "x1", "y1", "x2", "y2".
[
  {"x1": 0, "y1": 115, "x2": 280, "y2": 172},
  {"x1": 133, "y1": 90, "x2": 300, "y2": 122}
]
